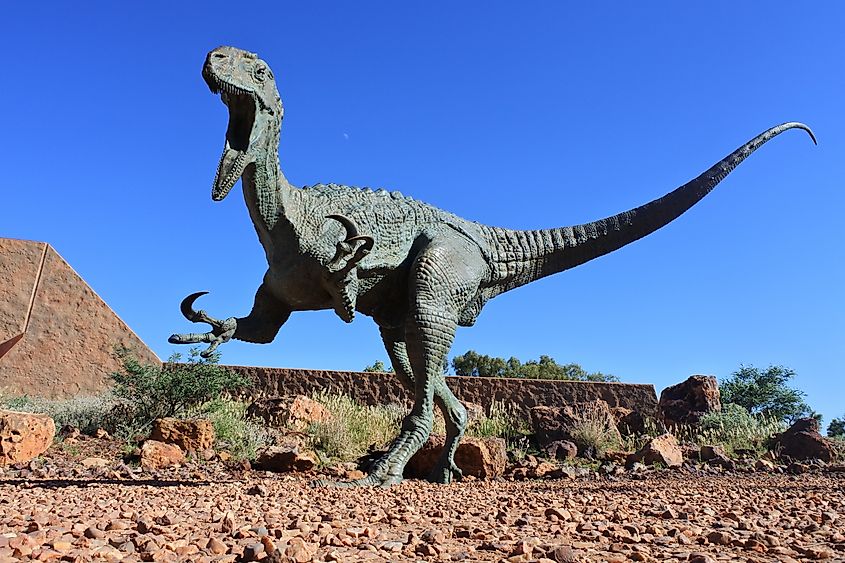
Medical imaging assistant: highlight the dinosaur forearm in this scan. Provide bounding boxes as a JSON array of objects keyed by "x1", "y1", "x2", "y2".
[{"x1": 234, "y1": 281, "x2": 291, "y2": 344}]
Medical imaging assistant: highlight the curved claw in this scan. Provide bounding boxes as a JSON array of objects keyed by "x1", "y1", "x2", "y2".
[
  {"x1": 326, "y1": 214, "x2": 374, "y2": 269},
  {"x1": 170, "y1": 291, "x2": 236, "y2": 357}
]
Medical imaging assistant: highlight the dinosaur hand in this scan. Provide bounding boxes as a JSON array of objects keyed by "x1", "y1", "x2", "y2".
[{"x1": 168, "y1": 292, "x2": 237, "y2": 357}]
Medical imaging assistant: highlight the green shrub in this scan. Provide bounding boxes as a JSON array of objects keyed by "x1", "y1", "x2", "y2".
[
  {"x1": 1, "y1": 394, "x2": 116, "y2": 436},
  {"x1": 306, "y1": 392, "x2": 406, "y2": 463},
  {"x1": 194, "y1": 398, "x2": 274, "y2": 461},
  {"x1": 466, "y1": 400, "x2": 524, "y2": 441},
  {"x1": 567, "y1": 402, "x2": 621, "y2": 455},
  {"x1": 110, "y1": 347, "x2": 250, "y2": 436},
  {"x1": 720, "y1": 365, "x2": 811, "y2": 424},
  {"x1": 677, "y1": 403, "x2": 785, "y2": 455}
]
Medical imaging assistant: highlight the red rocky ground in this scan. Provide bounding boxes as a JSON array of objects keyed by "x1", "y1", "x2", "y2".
[{"x1": 0, "y1": 437, "x2": 843, "y2": 562}]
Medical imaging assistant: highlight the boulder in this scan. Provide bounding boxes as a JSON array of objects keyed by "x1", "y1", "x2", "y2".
[
  {"x1": 140, "y1": 440, "x2": 185, "y2": 470},
  {"x1": 611, "y1": 407, "x2": 648, "y2": 436},
  {"x1": 629, "y1": 433, "x2": 683, "y2": 468},
  {"x1": 658, "y1": 375, "x2": 721, "y2": 426},
  {"x1": 254, "y1": 446, "x2": 318, "y2": 473},
  {"x1": 405, "y1": 435, "x2": 507, "y2": 479},
  {"x1": 544, "y1": 440, "x2": 578, "y2": 461},
  {"x1": 247, "y1": 395, "x2": 332, "y2": 430},
  {"x1": 0, "y1": 410, "x2": 55, "y2": 465},
  {"x1": 149, "y1": 418, "x2": 215, "y2": 453},
  {"x1": 699, "y1": 444, "x2": 735, "y2": 469},
  {"x1": 774, "y1": 418, "x2": 837, "y2": 462},
  {"x1": 530, "y1": 400, "x2": 621, "y2": 448}
]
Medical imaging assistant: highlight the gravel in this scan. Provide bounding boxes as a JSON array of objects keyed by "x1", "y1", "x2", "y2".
[{"x1": 0, "y1": 438, "x2": 842, "y2": 561}]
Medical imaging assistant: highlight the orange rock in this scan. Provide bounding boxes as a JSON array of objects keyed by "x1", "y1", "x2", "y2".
[
  {"x1": 630, "y1": 433, "x2": 684, "y2": 468},
  {"x1": 0, "y1": 410, "x2": 55, "y2": 465},
  {"x1": 247, "y1": 395, "x2": 332, "y2": 430},
  {"x1": 150, "y1": 418, "x2": 215, "y2": 453},
  {"x1": 140, "y1": 439, "x2": 185, "y2": 470},
  {"x1": 405, "y1": 435, "x2": 507, "y2": 479}
]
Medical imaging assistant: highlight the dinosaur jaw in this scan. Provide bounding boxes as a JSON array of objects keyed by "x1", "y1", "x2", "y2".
[{"x1": 211, "y1": 89, "x2": 257, "y2": 201}]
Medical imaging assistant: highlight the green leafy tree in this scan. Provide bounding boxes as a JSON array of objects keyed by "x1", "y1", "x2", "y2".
[
  {"x1": 451, "y1": 350, "x2": 618, "y2": 382},
  {"x1": 363, "y1": 360, "x2": 390, "y2": 373},
  {"x1": 720, "y1": 364, "x2": 811, "y2": 424},
  {"x1": 110, "y1": 347, "x2": 251, "y2": 433},
  {"x1": 828, "y1": 416, "x2": 845, "y2": 439}
]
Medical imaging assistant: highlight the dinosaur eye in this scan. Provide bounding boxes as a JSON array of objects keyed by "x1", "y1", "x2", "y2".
[{"x1": 253, "y1": 66, "x2": 267, "y2": 82}]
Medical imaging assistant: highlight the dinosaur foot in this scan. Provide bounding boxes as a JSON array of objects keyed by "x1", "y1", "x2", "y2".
[
  {"x1": 311, "y1": 472, "x2": 404, "y2": 489},
  {"x1": 428, "y1": 460, "x2": 463, "y2": 484}
]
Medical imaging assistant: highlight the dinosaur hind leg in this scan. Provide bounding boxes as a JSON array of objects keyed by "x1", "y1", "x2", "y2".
[
  {"x1": 315, "y1": 231, "x2": 484, "y2": 487},
  {"x1": 383, "y1": 325, "x2": 468, "y2": 484}
]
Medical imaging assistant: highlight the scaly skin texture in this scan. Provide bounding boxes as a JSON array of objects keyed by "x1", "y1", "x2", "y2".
[{"x1": 169, "y1": 46, "x2": 816, "y2": 487}]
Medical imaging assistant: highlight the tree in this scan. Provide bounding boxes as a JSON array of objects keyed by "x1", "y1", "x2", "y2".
[
  {"x1": 719, "y1": 364, "x2": 811, "y2": 424},
  {"x1": 450, "y1": 350, "x2": 618, "y2": 382},
  {"x1": 363, "y1": 360, "x2": 390, "y2": 373},
  {"x1": 828, "y1": 416, "x2": 845, "y2": 439}
]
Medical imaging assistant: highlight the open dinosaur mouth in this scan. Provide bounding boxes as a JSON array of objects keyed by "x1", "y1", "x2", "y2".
[{"x1": 209, "y1": 84, "x2": 257, "y2": 201}]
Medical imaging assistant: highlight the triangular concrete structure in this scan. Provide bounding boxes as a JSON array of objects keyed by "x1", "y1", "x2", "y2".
[{"x1": 0, "y1": 238, "x2": 159, "y2": 398}]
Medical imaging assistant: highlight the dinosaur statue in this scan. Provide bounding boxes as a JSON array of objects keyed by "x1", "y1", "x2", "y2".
[{"x1": 169, "y1": 45, "x2": 815, "y2": 487}]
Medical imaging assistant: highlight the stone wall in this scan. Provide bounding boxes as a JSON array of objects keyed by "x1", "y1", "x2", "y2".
[
  {"x1": 0, "y1": 238, "x2": 160, "y2": 398},
  {"x1": 225, "y1": 365, "x2": 659, "y2": 419}
]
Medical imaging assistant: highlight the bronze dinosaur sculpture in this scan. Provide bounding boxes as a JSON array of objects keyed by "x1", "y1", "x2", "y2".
[{"x1": 169, "y1": 46, "x2": 815, "y2": 486}]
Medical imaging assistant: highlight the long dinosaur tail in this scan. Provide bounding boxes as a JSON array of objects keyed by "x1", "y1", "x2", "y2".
[{"x1": 483, "y1": 122, "x2": 815, "y2": 295}]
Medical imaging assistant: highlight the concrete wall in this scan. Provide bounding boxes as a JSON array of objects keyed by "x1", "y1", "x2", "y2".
[
  {"x1": 0, "y1": 238, "x2": 159, "y2": 398},
  {"x1": 225, "y1": 365, "x2": 659, "y2": 419}
]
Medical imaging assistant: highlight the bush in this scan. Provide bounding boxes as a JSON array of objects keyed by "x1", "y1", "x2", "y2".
[
  {"x1": 677, "y1": 403, "x2": 785, "y2": 455},
  {"x1": 0, "y1": 394, "x2": 116, "y2": 436},
  {"x1": 194, "y1": 399, "x2": 274, "y2": 461},
  {"x1": 306, "y1": 393, "x2": 406, "y2": 463},
  {"x1": 567, "y1": 402, "x2": 621, "y2": 456},
  {"x1": 110, "y1": 347, "x2": 251, "y2": 436},
  {"x1": 720, "y1": 365, "x2": 811, "y2": 424}
]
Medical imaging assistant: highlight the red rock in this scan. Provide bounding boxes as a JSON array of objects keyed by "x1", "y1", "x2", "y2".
[
  {"x1": 630, "y1": 433, "x2": 683, "y2": 467},
  {"x1": 0, "y1": 238, "x2": 159, "y2": 398},
  {"x1": 544, "y1": 440, "x2": 578, "y2": 460},
  {"x1": 774, "y1": 418, "x2": 837, "y2": 462},
  {"x1": 659, "y1": 375, "x2": 721, "y2": 426},
  {"x1": 0, "y1": 410, "x2": 55, "y2": 465},
  {"x1": 246, "y1": 395, "x2": 332, "y2": 430},
  {"x1": 405, "y1": 435, "x2": 507, "y2": 479},
  {"x1": 140, "y1": 440, "x2": 185, "y2": 470},
  {"x1": 150, "y1": 418, "x2": 215, "y2": 453},
  {"x1": 254, "y1": 446, "x2": 318, "y2": 473}
]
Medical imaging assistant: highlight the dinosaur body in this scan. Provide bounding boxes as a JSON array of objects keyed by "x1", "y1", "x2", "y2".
[{"x1": 170, "y1": 46, "x2": 815, "y2": 486}]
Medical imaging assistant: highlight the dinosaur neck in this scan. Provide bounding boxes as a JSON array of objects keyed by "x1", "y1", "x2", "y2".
[{"x1": 241, "y1": 125, "x2": 294, "y2": 240}]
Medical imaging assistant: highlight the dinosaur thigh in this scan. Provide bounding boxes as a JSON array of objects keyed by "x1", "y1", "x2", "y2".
[{"x1": 404, "y1": 229, "x2": 486, "y2": 392}]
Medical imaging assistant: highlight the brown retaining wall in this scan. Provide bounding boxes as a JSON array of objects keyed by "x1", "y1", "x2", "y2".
[{"x1": 224, "y1": 365, "x2": 658, "y2": 419}]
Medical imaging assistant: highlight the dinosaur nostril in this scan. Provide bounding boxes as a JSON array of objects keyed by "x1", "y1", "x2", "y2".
[{"x1": 213, "y1": 53, "x2": 227, "y2": 59}]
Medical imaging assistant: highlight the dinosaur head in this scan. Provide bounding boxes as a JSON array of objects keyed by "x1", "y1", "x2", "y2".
[{"x1": 202, "y1": 46, "x2": 283, "y2": 201}]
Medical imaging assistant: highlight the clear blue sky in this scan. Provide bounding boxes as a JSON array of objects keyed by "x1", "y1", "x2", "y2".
[{"x1": 3, "y1": 3, "x2": 842, "y2": 424}]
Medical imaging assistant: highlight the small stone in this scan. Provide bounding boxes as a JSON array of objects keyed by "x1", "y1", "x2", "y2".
[
  {"x1": 706, "y1": 530, "x2": 732, "y2": 546},
  {"x1": 84, "y1": 527, "x2": 105, "y2": 539},
  {"x1": 242, "y1": 543, "x2": 264, "y2": 561},
  {"x1": 247, "y1": 483, "x2": 269, "y2": 496},
  {"x1": 207, "y1": 537, "x2": 227, "y2": 555}
]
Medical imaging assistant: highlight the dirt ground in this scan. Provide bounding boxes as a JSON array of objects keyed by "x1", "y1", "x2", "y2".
[{"x1": 0, "y1": 437, "x2": 843, "y2": 562}]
